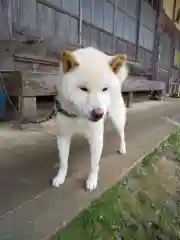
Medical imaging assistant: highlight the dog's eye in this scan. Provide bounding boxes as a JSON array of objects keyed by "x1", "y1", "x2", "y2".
[
  {"x1": 102, "y1": 87, "x2": 108, "y2": 92},
  {"x1": 79, "y1": 87, "x2": 89, "y2": 92}
]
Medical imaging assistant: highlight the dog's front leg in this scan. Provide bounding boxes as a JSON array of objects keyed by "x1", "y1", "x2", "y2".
[
  {"x1": 52, "y1": 136, "x2": 71, "y2": 187},
  {"x1": 109, "y1": 105, "x2": 127, "y2": 155},
  {"x1": 86, "y1": 131, "x2": 103, "y2": 191}
]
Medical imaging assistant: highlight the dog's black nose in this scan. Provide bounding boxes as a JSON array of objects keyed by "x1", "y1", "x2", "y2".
[{"x1": 91, "y1": 108, "x2": 104, "y2": 121}]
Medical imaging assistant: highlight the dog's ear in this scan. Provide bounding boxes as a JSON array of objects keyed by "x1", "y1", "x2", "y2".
[
  {"x1": 109, "y1": 54, "x2": 127, "y2": 74},
  {"x1": 61, "y1": 51, "x2": 79, "y2": 73}
]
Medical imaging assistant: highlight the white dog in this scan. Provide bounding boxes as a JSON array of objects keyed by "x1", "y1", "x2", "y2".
[{"x1": 52, "y1": 47, "x2": 128, "y2": 191}]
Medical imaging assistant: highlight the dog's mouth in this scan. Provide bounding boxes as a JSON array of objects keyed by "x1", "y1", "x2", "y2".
[
  {"x1": 89, "y1": 118, "x2": 101, "y2": 122},
  {"x1": 89, "y1": 115, "x2": 104, "y2": 122}
]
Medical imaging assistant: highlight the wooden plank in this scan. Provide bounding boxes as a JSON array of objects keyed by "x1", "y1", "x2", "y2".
[
  {"x1": 0, "y1": 0, "x2": 11, "y2": 39},
  {"x1": 38, "y1": 0, "x2": 80, "y2": 16},
  {"x1": 19, "y1": 96, "x2": 37, "y2": 121},
  {"x1": 137, "y1": 47, "x2": 152, "y2": 67},
  {"x1": 38, "y1": 0, "x2": 62, "y2": 10},
  {"x1": 4, "y1": 71, "x2": 22, "y2": 96},
  {"x1": 0, "y1": 41, "x2": 15, "y2": 70},
  {"x1": 14, "y1": 54, "x2": 59, "y2": 66},
  {"x1": 159, "y1": 32, "x2": 171, "y2": 70},
  {"x1": 54, "y1": 11, "x2": 79, "y2": 43},
  {"x1": 21, "y1": 71, "x2": 58, "y2": 96},
  {"x1": 61, "y1": 0, "x2": 79, "y2": 16},
  {"x1": 159, "y1": 68, "x2": 170, "y2": 91},
  {"x1": 123, "y1": 14, "x2": 137, "y2": 44},
  {"x1": 126, "y1": 42, "x2": 136, "y2": 60},
  {"x1": 11, "y1": 0, "x2": 37, "y2": 37},
  {"x1": 13, "y1": 39, "x2": 80, "y2": 63},
  {"x1": 82, "y1": 0, "x2": 93, "y2": 23},
  {"x1": 125, "y1": 0, "x2": 138, "y2": 18},
  {"x1": 5, "y1": 71, "x2": 58, "y2": 97},
  {"x1": 81, "y1": 23, "x2": 92, "y2": 46},
  {"x1": 122, "y1": 76, "x2": 165, "y2": 92},
  {"x1": 114, "y1": 9, "x2": 124, "y2": 39},
  {"x1": 36, "y1": 2, "x2": 54, "y2": 37},
  {"x1": 115, "y1": 38, "x2": 127, "y2": 53},
  {"x1": 14, "y1": 61, "x2": 58, "y2": 73},
  {"x1": 89, "y1": 26, "x2": 101, "y2": 48},
  {"x1": 127, "y1": 60, "x2": 152, "y2": 75},
  {"x1": 100, "y1": 31, "x2": 113, "y2": 53},
  {"x1": 126, "y1": 92, "x2": 133, "y2": 108}
]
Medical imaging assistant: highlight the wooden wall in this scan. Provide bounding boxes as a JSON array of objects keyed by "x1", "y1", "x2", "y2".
[
  {"x1": 161, "y1": 0, "x2": 180, "y2": 88},
  {"x1": 0, "y1": 0, "x2": 158, "y2": 69}
]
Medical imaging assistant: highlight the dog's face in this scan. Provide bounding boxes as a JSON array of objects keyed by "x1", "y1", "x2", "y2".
[{"x1": 59, "y1": 47, "x2": 127, "y2": 122}]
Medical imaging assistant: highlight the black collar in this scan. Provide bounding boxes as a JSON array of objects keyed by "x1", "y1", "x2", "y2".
[{"x1": 55, "y1": 100, "x2": 77, "y2": 118}]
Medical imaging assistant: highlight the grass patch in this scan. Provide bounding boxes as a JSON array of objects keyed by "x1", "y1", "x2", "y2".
[{"x1": 57, "y1": 130, "x2": 180, "y2": 240}]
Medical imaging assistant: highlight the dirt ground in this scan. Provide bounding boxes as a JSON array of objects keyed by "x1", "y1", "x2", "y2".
[{"x1": 0, "y1": 99, "x2": 180, "y2": 240}]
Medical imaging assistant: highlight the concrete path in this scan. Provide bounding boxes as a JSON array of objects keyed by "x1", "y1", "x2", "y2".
[{"x1": 0, "y1": 99, "x2": 179, "y2": 240}]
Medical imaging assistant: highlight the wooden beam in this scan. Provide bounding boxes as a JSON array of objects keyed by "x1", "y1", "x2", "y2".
[
  {"x1": 170, "y1": 0, "x2": 177, "y2": 84},
  {"x1": 19, "y1": 96, "x2": 37, "y2": 121},
  {"x1": 152, "y1": 0, "x2": 164, "y2": 82},
  {"x1": 126, "y1": 92, "x2": 133, "y2": 108},
  {"x1": 135, "y1": 0, "x2": 142, "y2": 61}
]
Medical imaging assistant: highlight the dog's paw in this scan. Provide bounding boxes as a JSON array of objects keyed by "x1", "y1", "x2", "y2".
[
  {"x1": 119, "y1": 145, "x2": 127, "y2": 155},
  {"x1": 86, "y1": 172, "x2": 98, "y2": 191},
  {"x1": 52, "y1": 172, "x2": 66, "y2": 188}
]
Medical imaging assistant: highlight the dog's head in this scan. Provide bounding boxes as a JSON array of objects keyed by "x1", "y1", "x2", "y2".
[{"x1": 59, "y1": 47, "x2": 128, "y2": 122}]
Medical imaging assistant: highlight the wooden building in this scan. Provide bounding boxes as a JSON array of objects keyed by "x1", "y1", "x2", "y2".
[
  {"x1": 0, "y1": 0, "x2": 158, "y2": 65},
  {"x1": 0, "y1": 0, "x2": 179, "y2": 122}
]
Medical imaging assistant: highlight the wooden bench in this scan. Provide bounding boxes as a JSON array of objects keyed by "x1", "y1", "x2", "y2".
[
  {"x1": 2, "y1": 59, "x2": 166, "y2": 125},
  {"x1": 123, "y1": 61, "x2": 166, "y2": 107},
  {"x1": 3, "y1": 71, "x2": 57, "y2": 122}
]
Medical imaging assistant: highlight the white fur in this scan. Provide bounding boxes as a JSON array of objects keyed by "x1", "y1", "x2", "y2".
[{"x1": 52, "y1": 47, "x2": 128, "y2": 191}]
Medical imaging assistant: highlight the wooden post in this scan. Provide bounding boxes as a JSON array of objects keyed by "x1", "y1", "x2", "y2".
[
  {"x1": 135, "y1": 0, "x2": 142, "y2": 61},
  {"x1": 169, "y1": 0, "x2": 177, "y2": 86},
  {"x1": 152, "y1": 0, "x2": 164, "y2": 82},
  {"x1": 19, "y1": 96, "x2": 37, "y2": 121},
  {"x1": 78, "y1": 0, "x2": 82, "y2": 46},
  {"x1": 112, "y1": 0, "x2": 117, "y2": 53},
  {"x1": 126, "y1": 92, "x2": 133, "y2": 108}
]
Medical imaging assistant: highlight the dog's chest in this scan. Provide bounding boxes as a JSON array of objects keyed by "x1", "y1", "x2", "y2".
[{"x1": 56, "y1": 114, "x2": 95, "y2": 136}]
